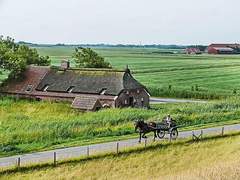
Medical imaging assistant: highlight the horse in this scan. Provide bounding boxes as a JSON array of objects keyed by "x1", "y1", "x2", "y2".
[{"x1": 134, "y1": 120, "x2": 157, "y2": 143}]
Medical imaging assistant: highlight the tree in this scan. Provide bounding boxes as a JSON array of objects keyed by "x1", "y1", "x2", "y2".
[
  {"x1": 0, "y1": 36, "x2": 50, "y2": 79},
  {"x1": 73, "y1": 47, "x2": 112, "y2": 68}
]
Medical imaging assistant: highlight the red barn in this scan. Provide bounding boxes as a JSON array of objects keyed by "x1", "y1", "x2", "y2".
[{"x1": 207, "y1": 44, "x2": 240, "y2": 54}]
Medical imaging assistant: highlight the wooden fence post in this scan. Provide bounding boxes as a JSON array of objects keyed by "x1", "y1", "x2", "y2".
[
  {"x1": 192, "y1": 131, "x2": 195, "y2": 140},
  {"x1": 201, "y1": 130, "x2": 203, "y2": 140},
  {"x1": 145, "y1": 138, "x2": 147, "y2": 148},
  {"x1": 116, "y1": 142, "x2": 119, "y2": 154},
  {"x1": 53, "y1": 152, "x2": 57, "y2": 166},
  {"x1": 87, "y1": 146, "x2": 90, "y2": 157},
  {"x1": 16, "y1": 157, "x2": 20, "y2": 168},
  {"x1": 221, "y1": 127, "x2": 224, "y2": 136}
]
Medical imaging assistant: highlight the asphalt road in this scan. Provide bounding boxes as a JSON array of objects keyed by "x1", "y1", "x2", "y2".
[
  {"x1": 150, "y1": 97, "x2": 206, "y2": 104},
  {"x1": 0, "y1": 123, "x2": 239, "y2": 169}
]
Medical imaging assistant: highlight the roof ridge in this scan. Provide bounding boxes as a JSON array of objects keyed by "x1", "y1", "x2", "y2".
[
  {"x1": 29, "y1": 65, "x2": 127, "y2": 73},
  {"x1": 61, "y1": 67, "x2": 126, "y2": 73}
]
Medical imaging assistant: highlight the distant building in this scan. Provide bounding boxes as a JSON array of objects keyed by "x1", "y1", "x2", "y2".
[
  {"x1": 207, "y1": 44, "x2": 240, "y2": 54},
  {"x1": 185, "y1": 48, "x2": 202, "y2": 55},
  {"x1": 0, "y1": 61, "x2": 150, "y2": 111}
]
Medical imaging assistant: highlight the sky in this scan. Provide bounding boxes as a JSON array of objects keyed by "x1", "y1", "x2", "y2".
[{"x1": 0, "y1": 0, "x2": 239, "y2": 45}]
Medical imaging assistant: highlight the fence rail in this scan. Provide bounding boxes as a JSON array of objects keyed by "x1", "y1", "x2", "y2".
[{"x1": 0, "y1": 124, "x2": 240, "y2": 170}]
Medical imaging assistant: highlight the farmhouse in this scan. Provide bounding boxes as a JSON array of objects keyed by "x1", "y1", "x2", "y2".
[
  {"x1": 207, "y1": 44, "x2": 240, "y2": 54},
  {"x1": 185, "y1": 48, "x2": 201, "y2": 55},
  {"x1": 0, "y1": 61, "x2": 150, "y2": 111}
]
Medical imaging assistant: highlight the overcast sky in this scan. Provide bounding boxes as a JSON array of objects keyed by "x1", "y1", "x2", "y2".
[{"x1": 0, "y1": 0, "x2": 239, "y2": 45}]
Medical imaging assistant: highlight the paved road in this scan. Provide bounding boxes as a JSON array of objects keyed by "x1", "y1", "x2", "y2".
[
  {"x1": 150, "y1": 97, "x2": 206, "y2": 104},
  {"x1": 0, "y1": 123, "x2": 239, "y2": 169}
]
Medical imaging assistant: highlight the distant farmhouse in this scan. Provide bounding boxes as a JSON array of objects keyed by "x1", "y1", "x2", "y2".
[
  {"x1": 0, "y1": 61, "x2": 150, "y2": 111},
  {"x1": 185, "y1": 48, "x2": 201, "y2": 55},
  {"x1": 207, "y1": 44, "x2": 240, "y2": 54}
]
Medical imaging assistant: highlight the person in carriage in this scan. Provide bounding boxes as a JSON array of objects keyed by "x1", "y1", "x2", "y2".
[{"x1": 165, "y1": 114, "x2": 173, "y2": 128}]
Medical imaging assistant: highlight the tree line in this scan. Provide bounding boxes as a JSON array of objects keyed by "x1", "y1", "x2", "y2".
[
  {"x1": 0, "y1": 36, "x2": 50, "y2": 79},
  {"x1": 0, "y1": 36, "x2": 112, "y2": 81}
]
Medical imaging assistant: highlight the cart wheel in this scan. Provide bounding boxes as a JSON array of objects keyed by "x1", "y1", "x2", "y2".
[
  {"x1": 170, "y1": 129, "x2": 178, "y2": 139},
  {"x1": 157, "y1": 130, "x2": 165, "y2": 139}
]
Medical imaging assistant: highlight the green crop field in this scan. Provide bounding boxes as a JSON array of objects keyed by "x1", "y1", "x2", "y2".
[{"x1": 36, "y1": 47, "x2": 240, "y2": 99}]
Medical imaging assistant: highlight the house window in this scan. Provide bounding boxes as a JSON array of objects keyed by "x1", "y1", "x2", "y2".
[
  {"x1": 137, "y1": 90, "x2": 140, "y2": 94},
  {"x1": 67, "y1": 86, "x2": 75, "y2": 93},
  {"x1": 43, "y1": 85, "x2": 49, "y2": 92},
  {"x1": 126, "y1": 91, "x2": 129, "y2": 95},
  {"x1": 124, "y1": 99, "x2": 128, "y2": 105},
  {"x1": 100, "y1": 88, "x2": 107, "y2": 95},
  {"x1": 25, "y1": 85, "x2": 33, "y2": 92}
]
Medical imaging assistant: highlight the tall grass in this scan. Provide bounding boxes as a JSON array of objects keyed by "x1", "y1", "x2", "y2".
[
  {"x1": 148, "y1": 86, "x2": 228, "y2": 100},
  {"x1": 1, "y1": 97, "x2": 240, "y2": 156}
]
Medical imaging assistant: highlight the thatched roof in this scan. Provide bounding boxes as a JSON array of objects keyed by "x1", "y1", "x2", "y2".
[
  {"x1": 36, "y1": 68, "x2": 145, "y2": 96},
  {"x1": 72, "y1": 96, "x2": 102, "y2": 111}
]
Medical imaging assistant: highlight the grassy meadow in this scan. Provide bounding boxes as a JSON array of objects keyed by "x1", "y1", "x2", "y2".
[
  {"x1": 36, "y1": 46, "x2": 240, "y2": 99},
  {"x1": 1, "y1": 47, "x2": 240, "y2": 157},
  {"x1": 1, "y1": 97, "x2": 240, "y2": 157},
  {"x1": 2, "y1": 133, "x2": 240, "y2": 179}
]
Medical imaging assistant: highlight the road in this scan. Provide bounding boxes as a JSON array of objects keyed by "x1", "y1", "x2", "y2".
[
  {"x1": 0, "y1": 123, "x2": 240, "y2": 169},
  {"x1": 150, "y1": 97, "x2": 206, "y2": 104}
]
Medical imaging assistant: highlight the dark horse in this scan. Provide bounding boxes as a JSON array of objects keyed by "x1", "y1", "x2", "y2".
[{"x1": 134, "y1": 120, "x2": 157, "y2": 143}]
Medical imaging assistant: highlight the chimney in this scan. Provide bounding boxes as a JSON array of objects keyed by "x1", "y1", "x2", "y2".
[
  {"x1": 61, "y1": 60, "x2": 70, "y2": 70},
  {"x1": 125, "y1": 65, "x2": 131, "y2": 74}
]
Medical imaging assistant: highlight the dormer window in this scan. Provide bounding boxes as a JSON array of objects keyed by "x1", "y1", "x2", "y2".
[
  {"x1": 25, "y1": 85, "x2": 33, "y2": 92},
  {"x1": 100, "y1": 88, "x2": 107, "y2": 95},
  {"x1": 43, "y1": 85, "x2": 49, "y2": 92},
  {"x1": 67, "y1": 86, "x2": 75, "y2": 93}
]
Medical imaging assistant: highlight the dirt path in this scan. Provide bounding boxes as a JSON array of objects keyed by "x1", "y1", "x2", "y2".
[{"x1": 150, "y1": 97, "x2": 206, "y2": 104}]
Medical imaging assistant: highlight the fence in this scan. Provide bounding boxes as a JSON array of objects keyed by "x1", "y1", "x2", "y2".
[{"x1": 0, "y1": 123, "x2": 240, "y2": 170}]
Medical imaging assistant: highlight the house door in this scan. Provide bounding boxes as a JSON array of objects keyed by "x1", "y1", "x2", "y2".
[{"x1": 129, "y1": 97, "x2": 134, "y2": 107}]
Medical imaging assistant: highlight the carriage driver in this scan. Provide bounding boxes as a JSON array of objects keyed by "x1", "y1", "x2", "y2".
[{"x1": 165, "y1": 114, "x2": 172, "y2": 128}]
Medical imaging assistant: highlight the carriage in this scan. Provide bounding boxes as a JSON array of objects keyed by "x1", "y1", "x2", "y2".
[
  {"x1": 135, "y1": 118, "x2": 179, "y2": 143},
  {"x1": 155, "y1": 120, "x2": 179, "y2": 139}
]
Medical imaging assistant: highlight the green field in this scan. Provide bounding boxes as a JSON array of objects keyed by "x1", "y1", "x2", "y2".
[
  {"x1": 36, "y1": 47, "x2": 240, "y2": 99},
  {"x1": 1, "y1": 47, "x2": 240, "y2": 157},
  {"x1": 1, "y1": 96, "x2": 240, "y2": 157},
  {"x1": 2, "y1": 133, "x2": 240, "y2": 179}
]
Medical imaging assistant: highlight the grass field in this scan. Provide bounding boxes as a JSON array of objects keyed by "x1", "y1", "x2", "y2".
[
  {"x1": 2, "y1": 133, "x2": 240, "y2": 179},
  {"x1": 35, "y1": 47, "x2": 240, "y2": 99},
  {"x1": 1, "y1": 47, "x2": 240, "y2": 179},
  {"x1": 1, "y1": 96, "x2": 240, "y2": 157},
  {"x1": 0, "y1": 47, "x2": 240, "y2": 99},
  {"x1": 2, "y1": 47, "x2": 240, "y2": 99}
]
